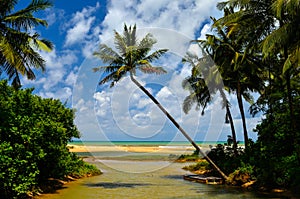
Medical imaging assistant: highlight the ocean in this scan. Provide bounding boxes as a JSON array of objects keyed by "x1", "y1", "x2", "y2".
[{"x1": 69, "y1": 140, "x2": 231, "y2": 146}]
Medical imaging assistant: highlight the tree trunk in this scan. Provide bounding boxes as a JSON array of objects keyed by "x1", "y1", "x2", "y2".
[
  {"x1": 130, "y1": 73, "x2": 229, "y2": 180},
  {"x1": 237, "y1": 82, "x2": 249, "y2": 148},
  {"x1": 219, "y1": 88, "x2": 238, "y2": 156}
]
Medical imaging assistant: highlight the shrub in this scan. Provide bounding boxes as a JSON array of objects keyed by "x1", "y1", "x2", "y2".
[{"x1": 0, "y1": 81, "x2": 100, "y2": 198}]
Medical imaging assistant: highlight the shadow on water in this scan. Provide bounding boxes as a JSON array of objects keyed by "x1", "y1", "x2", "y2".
[
  {"x1": 84, "y1": 182, "x2": 152, "y2": 189},
  {"x1": 161, "y1": 174, "x2": 183, "y2": 180}
]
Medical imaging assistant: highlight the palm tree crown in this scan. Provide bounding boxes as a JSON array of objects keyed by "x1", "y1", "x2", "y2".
[
  {"x1": 93, "y1": 24, "x2": 168, "y2": 87},
  {"x1": 0, "y1": 0, "x2": 53, "y2": 88}
]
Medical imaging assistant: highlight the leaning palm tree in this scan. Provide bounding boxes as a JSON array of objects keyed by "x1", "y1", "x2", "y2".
[
  {"x1": 93, "y1": 24, "x2": 228, "y2": 180},
  {"x1": 0, "y1": 0, "x2": 53, "y2": 88}
]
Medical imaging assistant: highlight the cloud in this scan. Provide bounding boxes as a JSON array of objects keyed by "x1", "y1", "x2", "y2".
[
  {"x1": 42, "y1": 8, "x2": 65, "y2": 27},
  {"x1": 38, "y1": 87, "x2": 72, "y2": 102},
  {"x1": 100, "y1": 0, "x2": 221, "y2": 42},
  {"x1": 64, "y1": 2, "x2": 100, "y2": 47}
]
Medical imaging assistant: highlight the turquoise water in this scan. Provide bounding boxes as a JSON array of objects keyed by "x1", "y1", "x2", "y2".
[{"x1": 69, "y1": 141, "x2": 234, "y2": 146}]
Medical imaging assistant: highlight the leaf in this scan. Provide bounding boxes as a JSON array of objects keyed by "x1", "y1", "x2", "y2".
[
  {"x1": 35, "y1": 39, "x2": 52, "y2": 52},
  {"x1": 282, "y1": 56, "x2": 292, "y2": 74}
]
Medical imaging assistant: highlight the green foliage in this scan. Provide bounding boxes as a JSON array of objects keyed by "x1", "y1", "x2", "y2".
[
  {"x1": 176, "y1": 150, "x2": 201, "y2": 162},
  {"x1": 227, "y1": 163, "x2": 255, "y2": 186},
  {"x1": 0, "y1": 81, "x2": 100, "y2": 198},
  {"x1": 249, "y1": 99, "x2": 300, "y2": 188},
  {"x1": 207, "y1": 144, "x2": 244, "y2": 175},
  {"x1": 69, "y1": 158, "x2": 102, "y2": 178},
  {"x1": 182, "y1": 160, "x2": 210, "y2": 172},
  {"x1": 0, "y1": 0, "x2": 53, "y2": 88}
]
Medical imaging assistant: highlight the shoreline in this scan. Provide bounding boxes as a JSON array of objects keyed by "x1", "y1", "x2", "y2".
[{"x1": 68, "y1": 144, "x2": 206, "y2": 154}]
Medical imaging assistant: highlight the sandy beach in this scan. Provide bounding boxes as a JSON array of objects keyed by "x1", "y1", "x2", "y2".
[{"x1": 68, "y1": 144, "x2": 203, "y2": 154}]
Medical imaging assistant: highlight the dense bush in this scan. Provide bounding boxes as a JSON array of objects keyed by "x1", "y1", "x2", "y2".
[
  {"x1": 250, "y1": 100, "x2": 300, "y2": 189},
  {"x1": 207, "y1": 141, "x2": 245, "y2": 175},
  {"x1": 0, "y1": 81, "x2": 100, "y2": 198},
  {"x1": 205, "y1": 99, "x2": 300, "y2": 189}
]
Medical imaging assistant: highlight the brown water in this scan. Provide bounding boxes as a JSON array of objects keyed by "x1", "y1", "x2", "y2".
[{"x1": 38, "y1": 159, "x2": 287, "y2": 199}]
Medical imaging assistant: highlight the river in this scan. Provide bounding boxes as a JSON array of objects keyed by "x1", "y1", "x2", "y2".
[{"x1": 38, "y1": 159, "x2": 287, "y2": 199}]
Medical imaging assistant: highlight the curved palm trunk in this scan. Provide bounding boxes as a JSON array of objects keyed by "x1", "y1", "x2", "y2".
[
  {"x1": 237, "y1": 82, "x2": 249, "y2": 148},
  {"x1": 219, "y1": 89, "x2": 238, "y2": 156},
  {"x1": 130, "y1": 73, "x2": 228, "y2": 180}
]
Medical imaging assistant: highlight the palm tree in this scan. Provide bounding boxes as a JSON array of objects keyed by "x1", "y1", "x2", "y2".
[
  {"x1": 198, "y1": 15, "x2": 264, "y2": 148},
  {"x1": 182, "y1": 51, "x2": 238, "y2": 156},
  {"x1": 0, "y1": 0, "x2": 53, "y2": 88},
  {"x1": 216, "y1": 0, "x2": 300, "y2": 157},
  {"x1": 93, "y1": 24, "x2": 228, "y2": 180}
]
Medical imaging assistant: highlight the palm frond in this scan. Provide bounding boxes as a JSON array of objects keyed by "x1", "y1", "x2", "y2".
[
  {"x1": 93, "y1": 44, "x2": 122, "y2": 64},
  {"x1": 143, "y1": 49, "x2": 168, "y2": 63},
  {"x1": 4, "y1": 0, "x2": 52, "y2": 30},
  {"x1": 29, "y1": 33, "x2": 53, "y2": 52},
  {"x1": 0, "y1": 0, "x2": 18, "y2": 17},
  {"x1": 138, "y1": 65, "x2": 167, "y2": 75},
  {"x1": 183, "y1": 93, "x2": 199, "y2": 114},
  {"x1": 262, "y1": 23, "x2": 290, "y2": 58},
  {"x1": 138, "y1": 33, "x2": 156, "y2": 50},
  {"x1": 114, "y1": 31, "x2": 127, "y2": 55}
]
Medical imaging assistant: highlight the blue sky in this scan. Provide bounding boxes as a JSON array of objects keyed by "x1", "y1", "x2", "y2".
[{"x1": 17, "y1": 0, "x2": 262, "y2": 142}]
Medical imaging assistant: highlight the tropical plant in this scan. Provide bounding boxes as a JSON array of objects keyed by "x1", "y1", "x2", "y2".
[
  {"x1": 216, "y1": 0, "x2": 300, "y2": 166},
  {"x1": 93, "y1": 24, "x2": 228, "y2": 180},
  {"x1": 197, "y1": 15, "x2": 264, "y2": 148},
  {"x1": 0, "y1": 0, "x2": 53, "y2": 88},
  {"x1": 0, "y1": 80, "x2": 101, "y2": 198},
  {"x1": 214, "y1": 0, "x2": 300, "y2": 188},
  {"x1": 182, "y1": 50, "x2": 238, "y2": 156}
]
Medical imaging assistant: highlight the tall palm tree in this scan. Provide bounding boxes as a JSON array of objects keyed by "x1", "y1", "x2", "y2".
[
  {"x1": 93, "y1": 24, "x2": 228, "y2": 180},
  {"x1": 0, "y1": 0, "x2": 53, "y2": 88},
  {"x1": 216, "y1": 0, "x2": 300, "y2": 156},
  {"x1": 199, "y1": 15, "x2": 265, "y2": 148},
  {"x1": 182, "y1": 51, "x2": 238, "y2": 156}
]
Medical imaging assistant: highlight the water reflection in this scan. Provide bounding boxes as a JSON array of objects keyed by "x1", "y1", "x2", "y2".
[{"x1": 85, "y1": 182, "x2": 152, "y2": 189}]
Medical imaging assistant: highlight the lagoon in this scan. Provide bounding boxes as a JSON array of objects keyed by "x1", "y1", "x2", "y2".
[
  {"x1": 38, "y1": 143, "x2": 287, "y2": 199},
  {"x1": 39, "y1": 160, "x2": 276, "y2": 199}
]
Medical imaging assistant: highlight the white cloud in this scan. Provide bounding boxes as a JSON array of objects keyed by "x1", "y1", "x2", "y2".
[
  {"x1": 65, "y1": 70, "x2": 78, "y2": 86},
  {"x1": 39, "y1": 87, "x2": 72, "y2": 101},
  {"x1": 100, "y1": 0, "x2": 221, "y2": 42},
  {"x1": 43, "y1": 8, "x2": 65, "y2": 27},
  {"x1": 64, "y1": 3, "x2": 100, "y2": 47}
]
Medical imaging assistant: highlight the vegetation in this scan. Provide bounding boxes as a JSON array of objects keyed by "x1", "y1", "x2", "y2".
[
  {"x1": 176, "y1": 150, "x2": 202, "y2": 162},
  {"x1": 0, "y1": 81, "x2": 101, "y2": 198},
  {"x1": 0, "y1": 0, "x2": 299, "y2": 196},
  {"x1": 182, "y1": 160, "x2": 210, "y2": 174},
  {"x1": 0, "y1": 0, "x2": 53, "y2": 88},
  {"x1": 182, "y1": 0, "x2": 300, "y2": 191}
]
